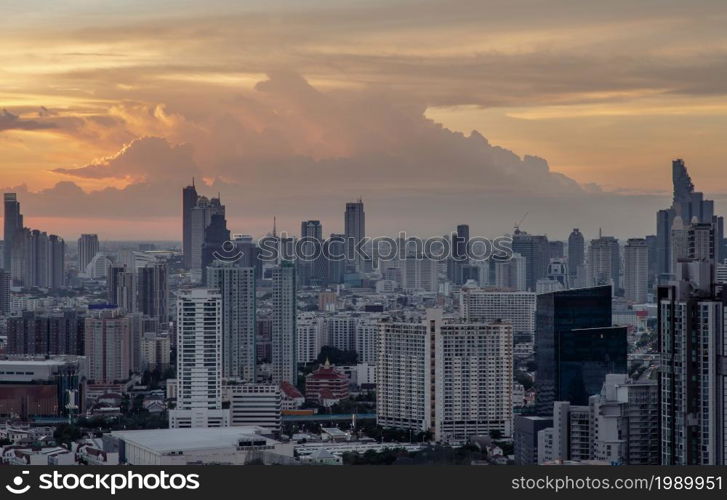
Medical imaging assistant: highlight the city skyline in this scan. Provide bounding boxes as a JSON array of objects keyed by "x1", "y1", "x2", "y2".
[{"x1": 3, "y1": 1, "x2": 727, "y2": 239}]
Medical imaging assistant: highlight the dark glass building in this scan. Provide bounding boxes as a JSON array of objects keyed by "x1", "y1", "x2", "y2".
[{"x1": 535, "y1": 285, "x2": 626, "y2": 415}]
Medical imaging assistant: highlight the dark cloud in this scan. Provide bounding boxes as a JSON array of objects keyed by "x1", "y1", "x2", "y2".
[{"x1": 0, "y1": 109, "x2": 55, "y2": 131}]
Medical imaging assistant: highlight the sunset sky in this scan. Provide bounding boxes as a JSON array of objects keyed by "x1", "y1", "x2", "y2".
[{"x1": 2, "y1": 0, "x2": 727, "y2": 241}]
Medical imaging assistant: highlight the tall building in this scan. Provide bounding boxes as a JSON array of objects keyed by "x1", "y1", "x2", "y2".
[
  {"x1": 299, "y1": 220, "x2": 323, "y2": 286},
  {"x1": 9, "y1": 228, "x2": 65, "y2": 290},
  {"x1": 535, "y1": 286, "x2": 627, "y2": 415},
  {"x1": 624, "y1": 238, "x2": 649, "y2": 303},
  {"x1": 84, "y1": 310, "x2": 135, "y2": 383},
  {"x1": 587, "y1": 234, "x2": 620, "y2": 291},
  {"x1": 656, "y1": 159, "x2": 724, "y2": 282},
  {"x1": 325, "y1": 314, "x2": 356, "y2": 351},
  {"x1": 7, "y1": 311, "x2": 85, "y2": 355},
  {"x1": 271, "y1": 262, "x2": 296, "y2": 385},
  {"x1": 462, "y1": 289, "x2": 536, "y2": 342},
  {"x1": 324, "y1": 233, "x2": 346, "y2": 285},
  {"x1": 659, "y1": 260, "x2": 726, "y2": 464},
  {"x1": 344, "y1": 199, "x2": 365, "y2": 271},
  {"x1": 495, "y1": 252, "x2": 526, "y2": 291},
  {"x1": 200, "y1": 213, "x2": 230, "y2": 284},
  {"x1": 377, "y1": 310, "x2": 513, "y2": 442},
  {"x1": 537, "y1": 375, "x2": 659, "y2": 465},
  {"x1": 207, "y1": 263, "x2": 256, "y2": 382},
  {"x1": 567, "y1": 228, "x2": 585, "y2": 284},
  {"x1": 512, "y1": 228, "x2": 549, "y2": 291},
  {"x1": 3, "y1": 193, "x2": 22, "y2": 272},
  {"x1": 189, "y1": 195, "x2": 225, "y2": 280},
  {"x1": 182, "y1": 182, "x2": 199, "y2": 269},
  {"x1": 170, "y1": 288, "x2": 230, "y2": 428},
  {"x1": 448, "y1": 224, "x2": 470, "y2": 285},
  {"x1": 137, "y1": 262, "x2": 168, "y2": 326},
  {"x1": 0, "y1": 270, "x2": 9, "y2": 315},
  {"x1": 78, "y1": 234, "x2": 99, "y2": 272}
]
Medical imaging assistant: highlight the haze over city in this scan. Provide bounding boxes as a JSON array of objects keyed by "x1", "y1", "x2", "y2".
[{"x1": 2, "y1": 0, "x2": 727, "y2": 239}]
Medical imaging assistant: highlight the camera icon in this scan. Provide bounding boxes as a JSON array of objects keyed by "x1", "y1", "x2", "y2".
[{"x1": 6, "y1": 470, "x2": 31, "y2": 495}]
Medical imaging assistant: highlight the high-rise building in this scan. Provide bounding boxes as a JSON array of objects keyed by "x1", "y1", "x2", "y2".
[
  {"x1": 0, "y1": 270, "x2": 9, "y2": 315},
  {"x1": 624, "y1": 238, "x2": 649, "y2": 303},
  {"x1": 3, "y1": 193, "x2": 22, "y2": 272},
  {"x1": 324, "y1": 233, "x2": 346, "y2": 285},
  {"x1": 84, "y1": 310, "x2": 135, "y2": 383},
  {"x1": 377, "y1": 310, "x2": 513, "y2": 442},
  {"x1": 495, "y1": 252, "x2": 526, "y2": 291},
  {"x1": 535, "y1": 286, "x2": 627, "y2": 415},
  {"x1": 325, "y1": 314, "x2": 356, "y2": 351},
  {"x1": 659, "y1": 260, "x2": 727, "y2": 464},
  {"x1": 137, "y1": 262, "x2": 169, "y2": 326},
  {"x1": 207, "y1": 263, "x2": 256, "y2": 382},
  {"x1": 271, "y1": 262, "x2": 296, "y2": 385},
  {"x1": 656, "y1": 159, "x2": 724, "y2": 282},
  {"x1": 512, "y1": 228, "x2": 549, "y2": 291},
  {"x1": 537, "y1": 375, "x2": 659, "y2": 465},
  {"x1": 549, "y1": 241, "x2": 565, "y2": 260},
  {"x1": 78, "y1": 234, "x2": 99, "y2": 272},
  {"x1": 7, "y1": 311, "x2": 85, "y2": 355},
  {"x1": 461, "y1": 289, "x2": 536, "y2": 342},
  {"x1": 182, "y1": 182, "x2": 199, "y2": 269},
  {"x1": 355, "y1": 318, "x2": 378, "y2": 365},
  {"x1": 200, "y1": 213, "x2": 230, "y2": 284},
  {"x1": 169, "y1": 288, "x2": 230, "y2": 428},
  {"x1": 299, "y1": 220, "x2": 324, "y2": 286},
  {"x1": 567, "y1": 228, "x2": 585, "y2": 284},
  {"x1": 344, "y1": 199, "x2": 365, "y2": 271},
  {"x1": 296, "y1": 314, "x2": 324, "y2": 364},
  {"x1": 587, "y1": 234, "x2": 620, "y2": 291},
  {"x1": 189, "y1": 195, "x2": 225, "y2": 280},
  {"x1": 448, "y1": 224, "x2": 470, "y2": 285}
]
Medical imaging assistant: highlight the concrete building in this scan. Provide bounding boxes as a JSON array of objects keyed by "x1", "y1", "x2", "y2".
[
  {"x1": 461, "y1": 289, "x2": 536, "y2": 341},
  {"x1": 377, "y1": 309, "x2": 513, "y2": 442},
  {"x1": 224, "y1": 383, "x2": 281, "y2": 432},
  {"x1": 169, "y1": 288, "x2": 230, "y2": 428},
  {"x1": 271, "y1": 262, "x2": 296, "y2": 385},
  {"x1": 624, "y1": 238, "x2": 649, "y2": 303}
]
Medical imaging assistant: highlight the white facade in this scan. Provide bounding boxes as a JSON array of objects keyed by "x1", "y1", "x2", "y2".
[
  {"x1": 271, "y1": 262, "x2": 296, "y2": 385},
  {"x1": 225, "y1": 383, "x2": 281, "y2": 432},
  {"x1": 377, "y1": 309, "x2": 513, "y2": 442},
  {"x1": 461, "y1": 289, "x2": 536, "y2": 340},
  {"x1": 495, "y1": 253, "x2": 526, "y2": 291},
  {"x1": 296, "y1": 314, "x2": 324, "y2": 364},
  {"x1": 170, "y1": 288, "x2": 230, "y2": 428},
  {"x1": 355, "y1": 319, "x2": 378, "y2": 365}
]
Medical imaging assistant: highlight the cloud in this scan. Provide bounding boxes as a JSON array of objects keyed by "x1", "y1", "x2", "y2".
[
  {"x1": 0, "y1": 108, "x2": 55, "y2": 131},
  {"x1": 52, "y1": 136, "x2": 199, "y2": 182}
]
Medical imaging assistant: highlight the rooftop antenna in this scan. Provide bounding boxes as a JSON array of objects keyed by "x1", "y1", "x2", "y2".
[
  {"x1": 273, "y1": 216, "x2": 277, "y2": 238},
  {"x1": 192, "y1": 176, "x2": 195, "y2": 187}
]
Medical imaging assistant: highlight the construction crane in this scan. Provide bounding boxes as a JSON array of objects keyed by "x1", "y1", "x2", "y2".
[{"x1": 514, "y1": 212, "x2": 529, "y2": 233}]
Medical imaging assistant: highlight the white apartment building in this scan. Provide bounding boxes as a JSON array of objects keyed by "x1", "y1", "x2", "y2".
[
  {"x1": 169, "y1": 288, "x2": 230, "y2": 429},
  {"x1": 377, "y1": 309, "x2": 513, "y2": 442},
  {"x1": 296, "y1": 314, "x2": 324, "y2": 364},
  {"x1": 624, "y1": 238, "x2": 649, "y2": 303},
  {"x1": 461, "y1": 289, "x2": 536, "y2": 340}
]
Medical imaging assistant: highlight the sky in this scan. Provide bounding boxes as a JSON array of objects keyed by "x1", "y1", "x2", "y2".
[{"x1": 1, "y1": 0, "x2": 727, "y2": 241}]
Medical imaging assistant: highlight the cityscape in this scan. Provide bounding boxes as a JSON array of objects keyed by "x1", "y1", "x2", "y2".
[
  {"x1": 2, "y1": 0, "x2": 727, "y2": 478},
  {"x1": 0, "y1": 157, "x2": 724, "y2": 466}
]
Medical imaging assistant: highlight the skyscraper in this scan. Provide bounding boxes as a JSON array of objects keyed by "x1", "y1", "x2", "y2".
[
  {"x1": 200, "y1": 212, "x2": 230, "y2": 283},
  {"x1": 0, "y1": 270, "x2": 9, "y2": 315},
  {"x1": 189, "y1": 195, "x2": 225, "y2": 280},
  {"x1": 137, "y1": 262, "x2": 169, "y2": 326},
  {"x1": 535, "y1": 285, "x2": 627, "y2": 415},
  {"x1": 512, "y1": 228, "x2": 549, "y2": 292},
  {"x1": 3, "y1": 193, "x2": 22, "y2": 272},
  {"x1": 207, "y1": 262, "x2": 256, "y2": 382},
  {"x1": 84, "y1": 309, "x2": 135, "y2": 383},
  {"x1": 182, "y1": 182, "x2": 198, "y2": 269},
  {"x1": 567, "y1": 228, "x2": 585, "y2": 284},
  {"x1": 656, "y1": 159, "x2": 724, "y2": 282},
  {"x1": 624, "y1": 238, "x2": 649, "y2": 303},
  {"x1": 271, "y1": 261, "x2": 296, "y2": 385},
  {"x1": 299, "y1": 220, "x2": 323, "y2": 286},
  {"x1": 659, "y1": 260, "x2": 726, "y2": 465},
  {"x1": 344, "y1": 199, "x2": 365, "y2": 271},
  {"x1": 170, "y1": 288, "x2": 230, "y2": 428},
  {"x1": 78, "y1": 234, "x2": 99, "y2": 272},
  {"x1": 587, "y1": 235, "x2": 620, "y2": 292},
  {"x1": 448, "y1": 224, "x2": 470, "y2": 284}
]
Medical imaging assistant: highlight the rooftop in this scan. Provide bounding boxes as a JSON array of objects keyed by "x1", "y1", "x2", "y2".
[{"x1": 111, "y1": 427, "x2": 275, "y2": 452}]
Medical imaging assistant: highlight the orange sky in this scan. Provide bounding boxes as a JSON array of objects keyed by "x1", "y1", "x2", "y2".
[{"x1": 2, "y1": 0, "x2": 727, "y2": 240}]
